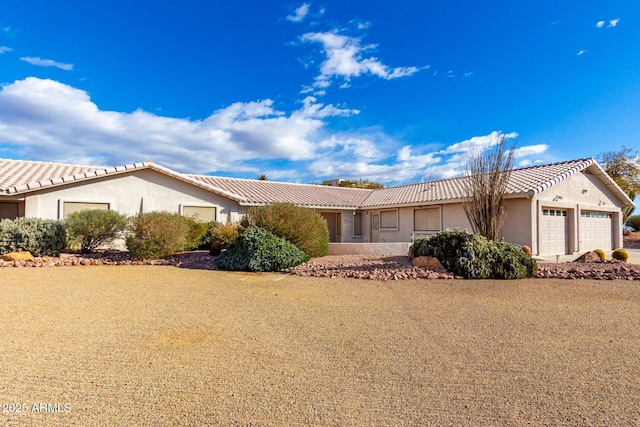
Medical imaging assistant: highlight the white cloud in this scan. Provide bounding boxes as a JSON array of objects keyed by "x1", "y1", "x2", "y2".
[
  {"x1": 597, "y1": 19, "x2": 620, "y2": 28},
  {"x1": 0, "y1": 46, "x2": 11, "y2": 54},
  {"x1": 287, "y1": 3, "x2": 310, "y2": 22},
  {"x1": 300, "y1": 30, "x2": 419, "y2": 91},
  {"x1": 0, "y1": 77, "x2": 354, "y2": 173},
  {"x1": 577, "y1": 49, "x2": 587, "y2": 56},
  {"x1": 0, "y1": 78, "x2": 549, "y2": 185},
  {"x1": 20, "y1": 57, "x2": 73, "y2": 71}
]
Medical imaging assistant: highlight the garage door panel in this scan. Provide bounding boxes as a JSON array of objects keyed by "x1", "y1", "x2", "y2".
[
  {"x1": 540, "y1": 209, "x2": 568, "y2": 255},
  {"x1": 580, "y1": 211, "x2": 612, "y2": 251}
]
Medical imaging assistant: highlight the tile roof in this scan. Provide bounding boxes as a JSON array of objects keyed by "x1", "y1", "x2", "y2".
[
  {"x1": 189, "y1": 175, "x2": 373, "y2": 208},
  {"x1": 361, "y1": 158, "x2": 632, "y2": 207},
  {"x1": 0, "y1": 159, "x2": 148, "y2": 194},
  {"x1": 0, "y1": 157, "x2": 632, "y2": 209}
]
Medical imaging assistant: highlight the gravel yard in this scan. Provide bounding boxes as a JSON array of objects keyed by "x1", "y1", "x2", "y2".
[{"x1": 1, "y1": 266, "x2": 639, "y2": 426}]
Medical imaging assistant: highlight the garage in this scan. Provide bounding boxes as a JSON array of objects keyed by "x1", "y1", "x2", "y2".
[
  {"x1": 540, "y1": 208, "x2": 568, "y2": 255},
  {"x1": 579, "y1": 211, "x2": 613, "y2": 251}
]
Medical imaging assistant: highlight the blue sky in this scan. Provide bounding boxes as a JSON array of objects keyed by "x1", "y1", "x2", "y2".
[{"x1": 0, "y1": 1, "x2": 638, "y2": 185}]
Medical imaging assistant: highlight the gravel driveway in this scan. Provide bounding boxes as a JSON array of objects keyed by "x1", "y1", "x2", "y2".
[{"x1": 1, "y1": 266, "x2": 639, "y2": 426}]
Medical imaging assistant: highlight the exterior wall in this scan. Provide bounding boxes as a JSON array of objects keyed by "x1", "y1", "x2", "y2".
[
  {"x1": 533, "y1": 169, "x2": 624, "y2": 254},
  {"x1": 500, "y1": 198, "x2": 535, "y2": 249},
  {"x1": 21, "y1": 169, "x2": 241, "y2": 222},
  {"x1": 328, "y1": 242, "x2": 410, "y2": 256}
]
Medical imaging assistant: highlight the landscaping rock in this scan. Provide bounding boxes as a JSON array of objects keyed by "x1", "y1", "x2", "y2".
[
  {"x1": 574, "y1": 251, "x2": 601, "y2": 262},
  {"x1": 411, "y1": 256, "x2": 445, "y2": 271},
  {"x1": 2, "y1": 251, "x2": 34, "y2": 261}
]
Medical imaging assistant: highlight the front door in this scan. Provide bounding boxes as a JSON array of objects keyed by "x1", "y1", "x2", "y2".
[{"x1": 371, "y1": 213, "x2": 379, "y2": 243}]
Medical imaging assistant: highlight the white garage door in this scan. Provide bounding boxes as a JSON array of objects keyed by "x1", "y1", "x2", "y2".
[
  {"x1": 580, "y1": 211, "x2": 613, "y2": 251},
  {"x1": 540, "y1": 208, "x2": 568, "y2": 255}
]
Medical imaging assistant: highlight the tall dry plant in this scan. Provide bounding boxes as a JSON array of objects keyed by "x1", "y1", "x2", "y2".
[{"x1": 462, "y1": 135, "x2": 516, "y2": 241}]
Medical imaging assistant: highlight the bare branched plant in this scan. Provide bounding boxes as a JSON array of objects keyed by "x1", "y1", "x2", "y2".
[{"x1": 462, "y1": 135, "x2": 516, "y2": 241}]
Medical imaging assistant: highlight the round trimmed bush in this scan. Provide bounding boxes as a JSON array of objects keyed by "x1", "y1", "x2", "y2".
[
  {"x1": 216, "y1": 227, "x2": 309, "y2": 272},
  {"x1": 522, "y1": 245, "x2": 532, "y2": 256},
  {"x1": 611, "y1": 248, "x2": 629, "y2": 262},
  {"x1": 246, "y1": 203, "x2": 329, "y2": 258},
  {"x1": 625, "y1": 215, "x2": 640, "y2": 231},
  {"x1": 126, "y1": 211, "x2": 190, "y2": 259}
]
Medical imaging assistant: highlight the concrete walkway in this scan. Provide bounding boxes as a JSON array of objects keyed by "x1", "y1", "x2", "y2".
[{"x1": 535, "y1": 248, "x2": 640, "y2": 264}]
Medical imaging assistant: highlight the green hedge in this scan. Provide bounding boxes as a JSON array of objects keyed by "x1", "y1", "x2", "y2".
[
  {"x1": 0, "y1": 217, "x2": 67, "y2": 256},
  {"x1": 216, "y1": 227, "x2": 309, "y2": 272},
  {"x1": 410, "y1": 229, "x2": 537, "y2": 279}
]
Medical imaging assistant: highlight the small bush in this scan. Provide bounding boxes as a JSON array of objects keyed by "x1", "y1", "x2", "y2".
[
  {"x1": 126, "y1": 211, "x2": 189, "y2": 259},
  {"x1": 183, "y1": 217, "x2": 211, "y2": 251},
  {"x1": 65, "y1": 209, "x2": 128, "y2": 253},
  {"x1": 216, "y1": 227, "x2": 309, "y2": 272},
  {"x1": 196, "y1": 221, "x2": 220, "y2": 250},
  {"x1": 409, "y1": 229, "x2": 537, "y2": 279},
  {"x1": 211, "y1": 222, "x2": 244, "y2": 247},
  {"x1": 522, "y1": 245, "x2": 532, "y2": 256},
  {"x1": 593, "y1": 249, "x2": 606, "y2": 261},
  {"x1": 612, "y1": 248, "x2": 629, "y2": 262},
  {"x1": 247, "y1": 203, "x2": 329, "y2": 258},
  {"x1": 625, "y1": 215, "x2": 640, "y2": 231},
  {"x1": 0, "y1": 217, "x2": 67, "y2": 256}
]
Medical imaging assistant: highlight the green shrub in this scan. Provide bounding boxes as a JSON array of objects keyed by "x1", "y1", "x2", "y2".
[
  {"x1": 593, "y1": 249, "x2": 606, "y2": 261},
  {"x1": 0, "y1": 217, "x2": 67, "y2": 256},
  {"x1": 246, "y1": 203, "x2": 329, "y2": 257},
  {"x1": 183, "y1": 217, "x2": 211, "y2": 251},
  {"x1": 216, "y1": 227, "x2": 309, "y2": 272},
  {"x1": 65, "y1": 209, "x2": 128, "y2": 253},
  {"x1": 625, "y1": 215, "x2": 640, "y2": 231},
  {"x1": 409, "y1": 229, "x2": 537, "y2": 279},
  {"x1": 196, "y1": 221, "x2": 220, "y2": 250},
  {"x1": 611, "y1": 248, "x2": 629, "y2": 262},
  {"x1": 126, "y1": 211, "x2": 190, "y2": 259},
  {"x1": 211, "y1": 222, "x2": 244, "y2": 247}
]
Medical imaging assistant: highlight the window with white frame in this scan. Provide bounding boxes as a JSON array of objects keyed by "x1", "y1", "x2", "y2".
[
  {"x1": 182, "y1": 206, "x2": 217, "y2": 222},
  {"x1": 414, "y1": 207, "x2": 441, "y2": 232},
  {"x1": 62, "y1": 202, "x2": 109, "y2": 219},
  {"x1": 379, "y1": 209, "x2": 398, "y2": 229}
]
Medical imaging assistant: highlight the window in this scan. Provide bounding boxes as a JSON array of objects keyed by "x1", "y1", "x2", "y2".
[
  {"x1": 182, "y1": 206, "x2": 217, "y2": 222},
  {"x1": 353, "y1": 212, "x2": 362, "y2": 236},
  {"x1": 543, "y1": 209, "x2": 567, "y2": 217},
  {"x1": 414, "y1": 207, "x2": 440, "y2": 232},
  {"x1": 379, "y1": 209, "x2": 398, "y2": 229},
  {"x1": 580, "y1": 211, "x2": 612, "y2": 219},
  {"x1": 0, "y1": 202, "x2": 19, "y2": 220},
  {"x1": 63, "y1": 202, "x2": 109, "y2": 219}
]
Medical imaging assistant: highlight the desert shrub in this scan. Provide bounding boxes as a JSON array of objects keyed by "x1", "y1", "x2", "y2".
[
  {"x1": 246, "y1": 203, "x2": 329, "y2": 257},
  {"x1": 612, "y1": 248, "x2": 629, "y2": 262},
  {"x1": 126, "y1": 211, "x2": 190, "y2": 259},
  {"x1": 409, "y1": 229, "x2": 537, "y2": 279},
  {"x1": 522, "y1": 245, "x2": 532, "y2": 256},
  {"x1": 0, "y1": 217, "x2": 67, "y2": 256},
  {"x1": 211, "y1": 222, "x2": 244, "y2": 247},
  {"x1": 593, "y1": 249, "x2": 606, "y2": 261},
  {"x1": 65, "y1": 209, "x2": 128, "y2": 253},
  {"x1": 183, "y1": 217, "x2": 211, "y2": 251},
  {"x1": 196, "y1": 221, "x2": 220, "y2": 250},
  {"x1": 625, "y1": 215, "x2": 640, "y2": 231},
  {"x1": 216, "y1": 227, "x2": 309, "y2": 272}
]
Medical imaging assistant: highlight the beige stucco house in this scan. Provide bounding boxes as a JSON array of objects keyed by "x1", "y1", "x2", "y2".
[{"x1": 0, "y1": 157, "x2": 633, "y2": 256}]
